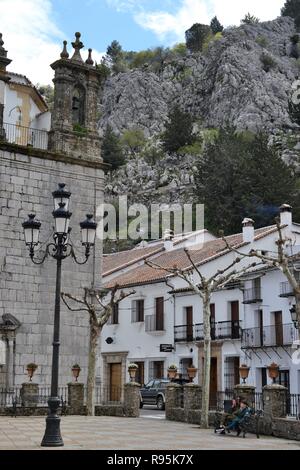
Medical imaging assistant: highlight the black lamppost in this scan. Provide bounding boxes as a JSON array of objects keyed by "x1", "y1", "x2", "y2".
[
  {"x1": 22, "y1": 183, "x2": 97, "y2": 447},
  {"x1": 290, "y1": 306, "x2": 299, "y2": 330}
]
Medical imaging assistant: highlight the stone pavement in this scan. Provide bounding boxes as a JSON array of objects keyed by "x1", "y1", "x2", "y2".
[{"x1": 0, "y1": 415, "x2": 299, "y2": 450}]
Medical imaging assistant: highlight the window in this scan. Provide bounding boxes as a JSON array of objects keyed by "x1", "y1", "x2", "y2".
[
  {"x1": 111, "y1": 304, "x2": 119, "y2": 325},
  {"x1": 131, "y1": 299, "x2": 144, "y2": 323},
  {"x1": 149, "y1": 361, "x2": 164, "y2": 380}
]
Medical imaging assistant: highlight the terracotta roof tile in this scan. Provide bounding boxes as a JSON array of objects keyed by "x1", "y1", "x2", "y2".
[
  {"x1": 103, "y1": 243, "x2": 164, "y2": 276},
  {"x1": 105, "y1": 226, "x2": 278, "y2": 289}
]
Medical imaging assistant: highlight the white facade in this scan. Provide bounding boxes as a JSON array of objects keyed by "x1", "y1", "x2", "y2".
[{"x1": 101, "y1": 215, "x2": 300, "y2": 395}]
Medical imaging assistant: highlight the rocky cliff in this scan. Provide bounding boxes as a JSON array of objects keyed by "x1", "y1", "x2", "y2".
[{"x1": 101, "y1": 17, "x2": 300, "y2": 209}]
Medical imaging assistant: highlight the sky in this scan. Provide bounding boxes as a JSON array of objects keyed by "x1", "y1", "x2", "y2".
[{"x1": 0, "y1": 0, "x2": 285, "y2": 84}]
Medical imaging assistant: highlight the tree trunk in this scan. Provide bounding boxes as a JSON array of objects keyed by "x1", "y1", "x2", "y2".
[
  {"x1": 200, "y1": 294, "x2": 211, "y2": 428},
  {"x1": 86, "y1": 324, "x2": 100, "y2": 416}
]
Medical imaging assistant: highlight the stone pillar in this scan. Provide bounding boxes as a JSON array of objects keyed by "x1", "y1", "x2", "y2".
[
  {"x1": 20, "y1": 382, "x2": 39, "y2": 407},
  {"x1": 234, "y1": 384, "x2": 256, "y2": 408},
  {"x1": 68, "y1": 382, "x2": 84, "y2": 414},
  {"x1": 165, "y1": 383, "x2": 182, "y2": 420},
  {"x1": 124, "y1": 382, "x2": 140, "y2": 417},
  {"x1": 263, "y1": 385, "x2": 287, "y2": 419},
  {"x1": 184, "y1": 384, "x2": 201, "y2": 422}
]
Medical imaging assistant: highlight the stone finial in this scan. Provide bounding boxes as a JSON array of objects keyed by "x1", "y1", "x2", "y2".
[
  {"x1": 0, "y1": 32, "x2": 12, "y2": 71},
  {"x1": 60, "y1": 40, "x2": 69, "y2": 59},
  {"x1": 71, "y1": 32, "x2": 84, "y2": 62},
  {"x1": 85, "y1": 48, "x2": 94, "y2": 66}
]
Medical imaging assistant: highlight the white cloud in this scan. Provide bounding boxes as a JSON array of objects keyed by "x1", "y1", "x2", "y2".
[
  {"x1": 0, "y1": 0, "x2": 104, "y2": 85},
  {"x1": 133, "y1": 0, "x2": 284, "y2": 44}
]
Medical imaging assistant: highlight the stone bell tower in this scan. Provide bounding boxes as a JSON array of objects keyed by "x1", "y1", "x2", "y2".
[
  {"x1": 0, "y1": 33, "x2": 12, "y2": 138},
  {"x1": 48, "y1": 32, "x2": 103, "y2": 161}
]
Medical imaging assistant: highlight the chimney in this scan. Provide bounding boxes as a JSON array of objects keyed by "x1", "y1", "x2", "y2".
[
  {"x1": 280, "y1": 204, "x2": 292, "y2": 227},
  {"x1": 242, "y1": 218, "x2": 255, "y2": 243},
  {"x1": 164, "y1": 229, "x2": 174, "y2": 251}
]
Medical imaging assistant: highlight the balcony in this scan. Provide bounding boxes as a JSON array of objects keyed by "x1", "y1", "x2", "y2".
[
  {"x1": 174, "y1": 325, "x2": 194, "y2": 343},
  {"x1": 1, "y1": 122, "x2": 48, "y2": 150},
  {"x1": 145, "y1": 314, "x2": 165, "y2": 333},
  {"x1": 241, "y1": 323, "x2": 299, "y2": 349},
  {"x1": 279, "y1": 282, "x2": 294, "y2": 298},
  {"x1": 194, "y1": 321, "x2": 241, "y2": 341},
  {"x1": 243, "y1": 287, "x2": 262, "y2": 304}
]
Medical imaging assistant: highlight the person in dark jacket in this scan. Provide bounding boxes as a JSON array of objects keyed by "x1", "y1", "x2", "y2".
[{"x1": 225, "y1": 400, "x2": 251, "y2": 434}]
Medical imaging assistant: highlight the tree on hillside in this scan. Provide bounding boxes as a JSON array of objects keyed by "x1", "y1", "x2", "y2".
[
  {"x1": 282, "y1": 0, "x2": 300, "y2": 30},
  {"x1": 210, "y1": 16, "x2": 224, "y2": 35},
  {"x1": 185, "y1": 23, "x2": 211, "y2": 53},
  {"x1": 106, "y1": 40, "x2": 126, "y2": 73},
  {"x1": 61, "y1": 286, "x2": 135, "y2": 416},
  {"x1": 162, "y1": 105, "x2": 195, "y2": 153},
  {"x1": 194, "y1": 127, "x2": 298, "y2": 234},
  {"x1": 102, "y1": 125, "x2": 125, "y2": 170},
  {"x1": 241, "y1": 13, "x2": 260, "y2": 25},
  {"x1": 121, "y1": 128, "x2": 146, "y2": 157},
  {"x1": 35, "y1": 84, "x2": 54, "y2": 110}
]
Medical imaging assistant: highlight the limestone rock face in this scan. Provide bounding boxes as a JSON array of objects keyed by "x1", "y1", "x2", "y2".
[{"x1": 99, "y1": 17, "x2": 299, "y2": 136}]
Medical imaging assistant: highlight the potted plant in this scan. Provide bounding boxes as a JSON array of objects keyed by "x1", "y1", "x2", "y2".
[
  {"x1": 167, "y1": 364, "x2": 178, "y2": 380},
  {"x1": 239, "y1": 364, "x2": 250, "y2": 384},
  {"x1": 26, "y1": 363, "x2": 38, "y2": 382},
  {"x1": 128, "y1": 363, "x2": 139, "y2": 382},
  {"x1": 267, "y1": 362, "x2": 279, "y2": 384},
  {"x1": 71, "y1": 363, "x2": 81, "y2": 382},
  {"x1": 187, "y1": 364, "x2": 198, "y2": 383}
]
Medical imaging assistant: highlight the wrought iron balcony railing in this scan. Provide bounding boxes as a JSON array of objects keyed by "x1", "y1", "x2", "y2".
[
  {"x1": 241, "y1": 323, "x2": 299, "y2": 349},
  {"x1": 279, "y1": 282, "x2": 294, "y2": 298},
  {"x1": 173, "y1": 321, "x2": 241, "y2": 342},
  {"x1": 1, "y1": 122, "x2": 48, "y2": 150},
  {"x1": 243, "y1": 287, "x2": 262, "y2": 304}
]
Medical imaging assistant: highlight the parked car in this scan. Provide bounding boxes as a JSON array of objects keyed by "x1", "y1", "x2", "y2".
[{"x1": 140, "y1": 378, "x2": 189, "y2": 410}]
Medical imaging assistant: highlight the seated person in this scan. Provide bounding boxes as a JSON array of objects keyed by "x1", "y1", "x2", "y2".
[
  {"x1": 220, "y1": 397, "x2": 241, "y2": 427},
  {"x1": 225, "y1": 400, "x2": 251, "y2": 434},
  {"x1": 216, "y1": 399, "x2": 251, "y2": 435}
]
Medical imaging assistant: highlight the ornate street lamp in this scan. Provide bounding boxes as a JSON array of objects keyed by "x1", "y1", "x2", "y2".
[
  {"x1": 22, "y1": 183, "x2": 97, "y2": 447},
  {"x1": 290, "y1": 306, "x2": 299, "y2": 330}
]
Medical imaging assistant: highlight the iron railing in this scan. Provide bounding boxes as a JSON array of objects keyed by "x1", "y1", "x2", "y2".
[
  {"x1": 1, "y1": 122, "x2": 48, "y2": 150},
  {"x1": 243, "y1": 287, "x2": 262, "y2": 304},
  {"x1": 145, "y1": 314, "x2": 165, "y2": 332},
  {"x1": 174, "y1": 325, "x2": 194, "y2": 342},
  {"x1": 288, "y1": 394, "x2": 300, "y2": 419},
  {"x1": 38, "y1": 386, "x2": 68, "y2": 405},
  {"x1": 241, "y1": 323, "x2": 299, "y2": 349},
  {"x1": 0, "y1": 387, "x2": 21, "y2": 406},
  {"x1": 279, "y1": 282, "x2": 294, "y2": 297},
  {"x1": 195, "y1": 321, "x2": 241, "y2": 341}
]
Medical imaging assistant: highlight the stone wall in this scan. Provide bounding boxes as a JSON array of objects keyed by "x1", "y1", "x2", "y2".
[{"x1": 0, "y1": 143, "x2": 104, "y2": 387}]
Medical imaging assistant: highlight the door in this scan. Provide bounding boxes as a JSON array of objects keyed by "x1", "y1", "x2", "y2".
[
  {"x1": 278, "y1": 370, "x2": 290, "y2": 414},
  {"x1": 186, "y1": 306, "x2": 193, "y2": 341},
  {"x1": 135, "y1": 362, "x2": 144, "y2": 386},
  {"x1": 156, "y1": 297, "x2": 164, "y2": 331},
  {"x1": 274, "y1": 311, "x2": 283, "y2": 346},
  {"x1": 209, "y1": 358, "x2": 218, "y2": 408},
  {"x1": 110, "y1": 363, "x2": 122, "y2": 401},
  {"x1": 231, "y1": 301, "x2": 240, "y2": 339},
  {"x1": 210, "y1": 304, "x2": 216, "y2": 340}
]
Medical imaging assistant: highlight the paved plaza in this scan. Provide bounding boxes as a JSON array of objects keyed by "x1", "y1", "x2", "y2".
[{"x1": 0, "y1": 415, "x2": 299, "y2": 450}]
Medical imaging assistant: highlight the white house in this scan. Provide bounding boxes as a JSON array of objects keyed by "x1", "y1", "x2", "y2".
[{"x1": 100, "y1": 206, "x2": 300, "y2": 403}]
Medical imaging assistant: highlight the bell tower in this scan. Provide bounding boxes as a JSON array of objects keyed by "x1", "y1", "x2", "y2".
[
  {"x1": 48, "y1": 32, "x2": 103, "y2": 161},
  {"x1": 0, "y1": 33, "x2": 12, "y2": 138}
]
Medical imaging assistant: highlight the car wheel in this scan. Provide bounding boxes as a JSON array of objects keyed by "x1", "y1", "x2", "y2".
[{"x1": 157, "y1": 396, "x2": 165, "y2": 410}]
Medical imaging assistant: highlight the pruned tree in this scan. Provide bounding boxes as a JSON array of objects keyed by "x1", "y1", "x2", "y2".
[
  {"x1": 222, "y1": 216, "x2": 300, "y2": 328},
  {"x1": 146, "y1": 250, "x2": 261, "y2": 428},
  {"x1": 61, "y1": 286, "x2": 135, "y2": 415}
]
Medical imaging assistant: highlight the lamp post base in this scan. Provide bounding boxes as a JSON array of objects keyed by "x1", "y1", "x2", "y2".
[{"x1": 41, "y1": 397, "x2": 64, "y2": 447}]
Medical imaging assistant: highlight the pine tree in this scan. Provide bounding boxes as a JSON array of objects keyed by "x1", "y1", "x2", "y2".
[
  {"x1": 102, "y1": 126, "x2": 124, "y2": 170},
  {"x1": 282, "y1": 0, "x2": 300, "y2": 30},
  {"x1": 210, "y1": 16, "x2": 224, "y2": 35},
  {"x1": 194, "y1": 128, "x2": 298, "y2": 234},
  {"x1": 185, "y1": 23, "x2": 211, "y2": 53},
  {"x1": 241, "y1": 13, "x2": 260, "y2": 25},
  {"x1": 162, "y1": 105, "x2": 195, "y2": 153}
]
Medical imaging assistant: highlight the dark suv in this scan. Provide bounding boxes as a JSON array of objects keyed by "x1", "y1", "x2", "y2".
[{"x1": 140, "y1": 378, "x2": 189, "y2": 410}]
